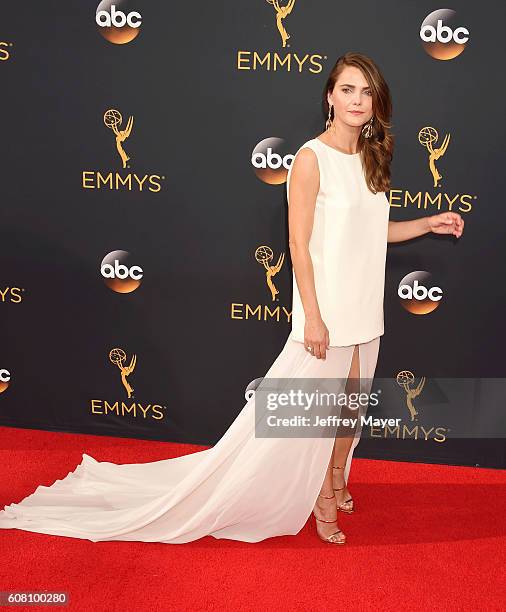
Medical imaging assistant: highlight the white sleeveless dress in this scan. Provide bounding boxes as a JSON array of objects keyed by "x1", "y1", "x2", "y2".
[
  {"x1": 288, "y1": 138, "x2": 390, "y2": 346},
  {"x1": 0, "y1": 138, "x2": 388, "y2": 544}
]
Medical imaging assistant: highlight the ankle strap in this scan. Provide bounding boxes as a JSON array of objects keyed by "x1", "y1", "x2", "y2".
[
  {"x1": 318, "y1": 493, "x2": 335, "y2": 499},
  {"x1": 332, "y1": 465, "x2": 345, "y2": 469}
]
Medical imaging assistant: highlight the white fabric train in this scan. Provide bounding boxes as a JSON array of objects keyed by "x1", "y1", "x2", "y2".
[{"x1": 0, "y1": 334, "x2": 380, "y2": 543}]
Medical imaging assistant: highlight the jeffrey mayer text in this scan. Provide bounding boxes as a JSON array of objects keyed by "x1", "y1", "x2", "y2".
[{"x1": 266, "y1": 415, "x2": 401, "y2": 428}]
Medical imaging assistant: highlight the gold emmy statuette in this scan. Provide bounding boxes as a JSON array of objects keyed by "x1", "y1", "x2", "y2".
[
  {"x1": 104, "y1": 108, "x2": 134, "y2": 169},
  {"x1": 109, "y1": 348, "x2": 137, "y2": 399},
  {"x1": 266, "y1": 0, "x2": 296, "y2": 48},
  {"x1": 255, "y1": 245, "x2": 285, "y2": 301},
  {"x1": 397, "y1": 370, "x2": 425, "y2": 422},
  {"x1": 418, "y1": 126, "x2": 451, "y2": 188}
]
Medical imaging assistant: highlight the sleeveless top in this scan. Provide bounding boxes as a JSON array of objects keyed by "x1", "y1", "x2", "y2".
[{"x1": 286, "y1": 137, "x2": 390, "y2": 347}]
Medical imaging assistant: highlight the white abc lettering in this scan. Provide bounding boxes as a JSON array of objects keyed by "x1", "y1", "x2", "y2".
[
  {"x1": 128, "y1": 265, "x2": 143, "y2": 280},
  {"x1": 420, "y1": 19, "x2": 469, "y2": 44},
  {"x1": 101, "y1": 260, "x2": 144, "y2": 280},
  {"x1": 427, "y1": 286, "x2": 443, "y2": 300},
  {"x1": 96, "y1": 5, "x2": 142, "y2": 28},
  {"x1": 398, "y1": 280, "x2": 443, "y2": 301},
  {"x1": 452, "y1": 27, "x2": 470, "y2": 44},
  {"x1": 0, "y1": 368, "x2": 11, "y2": 382},
  {"x1": 251, "y1": 148, "x2": 294, "y2": 170}
]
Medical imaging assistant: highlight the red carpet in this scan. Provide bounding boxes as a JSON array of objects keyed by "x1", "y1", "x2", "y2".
[{"x1": 0, "y1": 426, "x2": 504, "y2": 611}]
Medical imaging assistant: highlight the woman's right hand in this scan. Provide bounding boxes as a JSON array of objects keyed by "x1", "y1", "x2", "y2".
[{"x1": 304, "y1": 316, "x2": 330, "y2": 360}]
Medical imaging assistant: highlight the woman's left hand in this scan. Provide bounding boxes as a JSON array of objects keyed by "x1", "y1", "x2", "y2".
[{"x1": 427, "y1": 212, "x2": 464, "y2": 238}]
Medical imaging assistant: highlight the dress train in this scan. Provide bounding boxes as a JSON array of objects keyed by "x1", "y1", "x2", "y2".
[{"x1": 0, "y1": 334, "x2": 380, "y2": 543}]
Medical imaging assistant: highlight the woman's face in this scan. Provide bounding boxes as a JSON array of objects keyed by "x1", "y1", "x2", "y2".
[{"x1": 327, "y1": 65, "x2": 373, "y2": 130}]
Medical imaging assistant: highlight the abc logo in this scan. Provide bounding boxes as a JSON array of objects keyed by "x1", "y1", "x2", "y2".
[
  {"x1": 251, "y1": 138, "x2": 294, "y2": 185},
  {"x1": 96, "y1": 0, "x2": 142, "y2": 45},
  {"x1": 101, "y1": 250, "x2": 143, "y2": 293},
  {"x1": 420, "y1": 9, "x2": 469, "y2": 60},
  {"x1": 244, "y1": 377, "x2": 263, "y2": 402},
  {"x1": 398, "y1": 271, "x2": 443, "y2": 314},
  {"x1": 0, "y1": 368, "x2": 11, "y2": 394}
]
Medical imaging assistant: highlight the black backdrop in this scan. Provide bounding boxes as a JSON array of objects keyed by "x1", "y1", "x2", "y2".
[{"x1": 1, "y1": 1, "x2": 504, "y2": 468}]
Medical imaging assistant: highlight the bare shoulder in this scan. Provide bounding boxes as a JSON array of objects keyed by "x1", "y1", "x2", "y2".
[
  {"x1": 290, "y1": 146, "x2": 319, "y2": 182},
  {"x1": 287, "y1": 146, "x2": 319, "y2": 207}
]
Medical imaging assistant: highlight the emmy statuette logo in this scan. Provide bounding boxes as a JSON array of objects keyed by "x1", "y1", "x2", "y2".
[
  {"x1": 388, "y1": 127, "x2": 477, "y2": 216},
  {"x1": 230, "y1": 245, "x2": 291, "y2": 325},
  {"x1": 397, "y1": 370, "x2": 426, "y2": 422},
  {"x1": 236, "y1": 1, "x2": 326, "y2": 73},
  {"x1": 89, "y1": 349, "x2": 166, "y2": 422},
  {"x1": 109, "y1": 348, "x2": 137, "y2": 399},
  {"x1": 104, "y1": 109, "x2": 134, "y2": 169},
  {"x1": 255, "y1": 245, "x2": 285, "y2": 301},
  {"x1": 267, "y1": 0, "x2": 295, "y2": 48},
  {"x1": 81, "y1": 108, "x2": 165, "y2": 192},
  {"x1": 418, "y1": 126, "x2": 450, "y2": 188},
  {"x1": 367, "y1": 370, "x2": 448, "y2": 442}
]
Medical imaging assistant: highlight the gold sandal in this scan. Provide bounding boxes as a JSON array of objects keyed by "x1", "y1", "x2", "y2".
[
  {"x1": 332, "y1": 465, "x2": 354, "y2": 514},
  {"x1": 312, "y1": 492, "x2": 346, "y2": 544}
]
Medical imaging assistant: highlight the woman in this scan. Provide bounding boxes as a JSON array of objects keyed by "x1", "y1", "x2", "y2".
[
  {"x1": 289, "y1": 51, "x2": 463, "y2": 543},
  {"x1": 0, "y1": 52, "x2": 464, "y2": 545}
]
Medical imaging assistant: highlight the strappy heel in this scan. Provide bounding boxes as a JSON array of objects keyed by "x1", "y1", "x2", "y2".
[
  {"x1": 312, "y1": 492, "x2": 346, "y2": 544},
  {"x1": 332, "y1": 465, "x2": 354, "y2": 514}
]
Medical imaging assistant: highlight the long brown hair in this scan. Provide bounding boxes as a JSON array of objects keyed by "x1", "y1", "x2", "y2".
[{"x1": 322, "y1": 52, "x2": 393, "y2": 194}]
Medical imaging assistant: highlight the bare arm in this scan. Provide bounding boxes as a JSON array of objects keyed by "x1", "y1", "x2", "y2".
[
  {"x1": 387, "y1": 218, "x2": 430, "y2": 243},
  {"x1": 288, "y1": 148, "x2": 329, "y2": 359},
  {"x1": 387, "y1": 212, "x2": 464, "y2": 243}
]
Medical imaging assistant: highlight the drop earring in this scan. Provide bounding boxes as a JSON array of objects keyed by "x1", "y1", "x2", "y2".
[
  {"x1": 325, "y1": 104, "x2": 333, "y2": 131},
  {"x1": 362, "y1": 116, "x2": 374, "y2": 138}
]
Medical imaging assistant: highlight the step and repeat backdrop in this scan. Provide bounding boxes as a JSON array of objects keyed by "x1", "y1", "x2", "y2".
[{"x1": 1, "y1": 2, "x2": 504, "y2": 467}]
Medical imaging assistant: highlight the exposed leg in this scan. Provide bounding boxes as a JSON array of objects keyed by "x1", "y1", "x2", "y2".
[
  {"x1": 312, "y1": 343, "x2": 359, "y2": 542},
  {"x1": 332, "y1": 344, "x2": 361, "y2": 512},
  {"x1": 312, "y1": 445, "x2": 346, "y2": 544}
]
